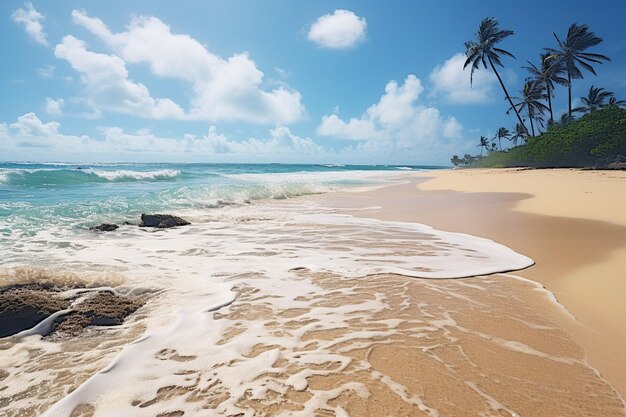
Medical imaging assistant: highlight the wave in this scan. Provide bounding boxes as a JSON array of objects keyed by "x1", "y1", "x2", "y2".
[
  {"x1": 396, "y1": 166, "x2": 413, "y2": 170},
  {"x1": 87, "y1": 169, "x2": 180, "y2": 181},
  {"x1": 0, "y1": 168, "x2": 180, "y2": 186}
]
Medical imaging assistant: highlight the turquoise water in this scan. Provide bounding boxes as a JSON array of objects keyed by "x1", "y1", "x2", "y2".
[{"x1": 0, "y1": 162, "x2": 442, "y2": 237}]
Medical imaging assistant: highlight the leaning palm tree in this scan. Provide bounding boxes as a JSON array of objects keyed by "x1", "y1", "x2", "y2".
[
  {"x1": 509, "y1": 122, "x2": 527, "y2": 147},
  {"x1": 478, "y1": 135, "x2": 490, "y2": 156},
  {"x1": 509, "y1": 81, "x2": 549, "y2": 137},
  {"x1": 523, "y1": 54, "x2": 568, "y2": 125},
  {"x1": 545, "y1": 23, "x2": 610, "y2": 119},
  {"x1": 464, "y1": 17, "x2": 528, "y2": 134},
  {"x1": 574, "y1": 85, "x2": 614, "y2": 114},
  {"x1": 494, "y1": 127, "x2": 510, "y2": 150}
]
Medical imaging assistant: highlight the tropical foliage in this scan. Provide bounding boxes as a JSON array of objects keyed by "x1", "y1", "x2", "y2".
[
  {"x1": 575, "y1": 85, "x2": 620, "y2": 114},
  {"x1": 523, "y1": 54, "x2": 568, "y2": 124},
  {"x1": 473, "y1": 106, "x2": 626, "y2": 168},
  {"x1": 494, "y1": 127, "x2": 510, "y2": 150},
  {"x1": 509, "y1": 81, "x2": 549, "y2": 136},
  {"x1": 451, "y1": 154, "x2": 478, "y2": 167},
  {"x1": 478, "y1": 136, "x2": 490, "y2": 156},
  {"x1": 545, "y1": 23, "x2": 610, "y2": 119},
  {"x1": 457, "y1": 18, "x2": 624, "y2": 168},
  {"x1": 464, "y1": 17, "x2": 528, "y2": 134}
]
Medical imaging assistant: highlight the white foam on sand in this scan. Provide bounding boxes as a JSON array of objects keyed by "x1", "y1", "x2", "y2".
[{"x1": 0, "y1": 200, "x2": 539, "y2": 416}]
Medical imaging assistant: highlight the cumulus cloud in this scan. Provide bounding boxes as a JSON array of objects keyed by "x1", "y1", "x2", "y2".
[
  {"x1": 1, "y1": 113, "x2": 324, "y2": 162},
  {"x1": 44, "y1": 98, "x2": 65, "y2": 115},
  {"x1": 308, "y1": 10, "x2": 367, "y2": 49},
  {"x1": 54, "y1": 35, "x2": 187, "y2": 119},
  {"x1": 429, "y1": 53, "x2": 496, "y2": 104},
  {"x1": 65, "y1": 10, "x2": 304, "y2": 124},
  {"x1": 12, "y1": 2, "x2": 48, "y2": 46},
  {"x1": 9, "y1": 112, "x2": 60, "y2": 136},
  {"x1": 317, "y1": 74, "x2": 467, "y2": 161}
]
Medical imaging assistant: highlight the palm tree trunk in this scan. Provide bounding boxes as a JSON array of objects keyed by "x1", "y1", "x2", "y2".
[
  {"x1": 488, "y1": 56, "x2": 529, "y2": 135},
  {"x1": 498, "y1": 137, "x2": 502, "y2": 150},
  {"x1": 567, "y1": 71, "x2": 572, "y2": 119},
  {"x1": 529, "y1": 114, "x2": 535, "y2": 137},
  {"x1": 547, "y1": 84, "x2": 554, "y2": 125}
]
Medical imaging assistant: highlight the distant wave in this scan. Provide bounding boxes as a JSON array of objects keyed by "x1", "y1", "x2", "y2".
[
  {"x1": 0, "y1": 168, "x2": 180, "y2": 186},
  {"x1": 395, "y1": 166, "x2": 413, "y2": 170},
  {"x1": 87, "y1": 169, "x2": 180, "y2": 181}
]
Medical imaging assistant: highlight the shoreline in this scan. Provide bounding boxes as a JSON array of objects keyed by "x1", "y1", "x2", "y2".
[
  {"x1": 308, "y1": 167, "x2": 626, "y2": 398},
  {"x1": 3, "y1": 167, "x2": 626, "y2": 415}
]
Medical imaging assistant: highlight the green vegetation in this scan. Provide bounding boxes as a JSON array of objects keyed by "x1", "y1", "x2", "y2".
[
  {"x1": 451, "y1": 18, "x2": 625, "y2": 168},
  {"x1": 468, "y1": 106, "x2": 626, "y2": 168}
]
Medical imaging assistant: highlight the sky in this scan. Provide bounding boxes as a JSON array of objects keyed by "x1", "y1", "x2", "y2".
[{"x1": 1, "y1": 0, "x2": 625, "y2": 165}]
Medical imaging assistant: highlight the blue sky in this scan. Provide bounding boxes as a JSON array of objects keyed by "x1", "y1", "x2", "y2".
[{"x1": 2, "y1": 0, "x2": 625, "y2": 164}]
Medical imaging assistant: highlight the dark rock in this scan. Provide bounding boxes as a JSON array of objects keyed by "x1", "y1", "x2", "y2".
[
  {"x1": 158, "y1": 218, "x2": 179, "y2": 228},
  {"x1": 90, "y1": 223, "x2": 119, "y2": 232},
  {"x1": 54, "y1": 292, "x2": 143, "y2": 335},
  {"x1": 140, "y1": 214, "x2": 191, "y2": 228},
  {"x1": 0, "y1": 285, "x2": 69, "y2": 337},
  {"x1": 0, "y1": 283, "x2": 144, "y2": 338}
]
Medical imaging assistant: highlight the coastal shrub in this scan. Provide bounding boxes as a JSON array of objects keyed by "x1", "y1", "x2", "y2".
[{"x1": 473, "y1": 106, "x2": 626, "y2": 168}]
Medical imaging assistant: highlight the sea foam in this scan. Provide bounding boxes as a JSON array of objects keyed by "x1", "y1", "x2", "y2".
[{"x1": 0, "y1": 198, "x2": 537, "y2": 416}]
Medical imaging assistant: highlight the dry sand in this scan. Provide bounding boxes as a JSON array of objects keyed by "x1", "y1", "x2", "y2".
[{"x1": 313, "y1": 168, "x2": 626, "y2": 399}]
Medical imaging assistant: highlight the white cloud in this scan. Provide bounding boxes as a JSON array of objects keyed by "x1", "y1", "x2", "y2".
[
  {"x1": 317, "y1": 75, "x2": 468, "y2": 161},
  {"x1": 12, "y1": 2, "x2": 48, "y2": 46},
  {"x1": 429, "y1": 53, "x2": 496, "y2": 104},
  {"x1": 9, "y1": 112, "x2": 60, "y2": 136},
  {"x1": 317, "y1": 114, "x2": 381, "y2": 140},
  {"x1": 308, "y1": 10, "x2": 366, "y2": 49},
  {"x1": 67, "y1": 10, "x2": 304, "y2": 124},
  {"x1": 54, "y1": 35, "x2": 187, "y2": 119},
  {"x1": 45, "y1": 98, "x2": 65, "y2": 115},
  {"x1": 37, "y1": 64, "x2": 55, "y2": 79},
  {"x1": 274, "y1": 67, "x2": 292, "y2": 79},
  {"x1": 1, "y1": 113, "x2": 324, "y2": 162}
]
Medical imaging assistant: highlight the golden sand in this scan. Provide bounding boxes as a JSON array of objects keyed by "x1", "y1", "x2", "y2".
[{"x1": 315, "y1": 168, "x2": 626, "y2": 400}]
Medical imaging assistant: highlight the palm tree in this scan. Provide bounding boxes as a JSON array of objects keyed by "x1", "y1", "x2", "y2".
[
  {"x1": 523, "y1": 54, "x2": 568, "y2": 125},
  {"x1": 608, "y1": 96, "x2": 626, "y2": 108},
  {"x1": 494, "y1": 127, "x2": 510, "y2": 150},
  {"x1": 509, "y1": 81, "x2": 549, "y2": 137},
  {"x1": 545, "y1": 23, "x2": 610, "y2": 119},
  {"x1": 509, "y1": 123, "x2": 527, "y2": 147},
  {"x1": 478, "y1": 135, "x2": 490, "y2": 156},
  {"x1": 464, "y1": 17, "x2": 528, "y2": 135},
  {"x1": 451, "y1": 155, "x2": 462, "y2": 167},
  {"x1": 574, "y1": 85, "x2": 614, "y2": 114}
]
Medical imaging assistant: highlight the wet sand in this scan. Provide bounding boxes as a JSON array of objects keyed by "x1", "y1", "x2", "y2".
[{"x1": 312, "y1": 168, "x2": 626, "y2": 399}]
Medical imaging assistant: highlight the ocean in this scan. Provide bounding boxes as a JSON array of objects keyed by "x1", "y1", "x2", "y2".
[{"x1": 0, "y1": 162, "x2": 441, "y2": 237}]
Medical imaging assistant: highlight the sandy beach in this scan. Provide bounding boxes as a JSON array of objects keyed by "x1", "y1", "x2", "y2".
[
  {"x1": 315, "y1": 168, "x2": 626, "y2": 399},
  {"x1": 3, "y1": 167, "x2": 626, "y2": 416}
]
